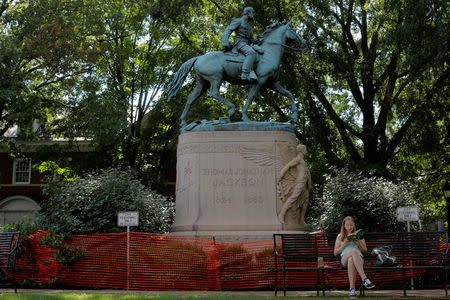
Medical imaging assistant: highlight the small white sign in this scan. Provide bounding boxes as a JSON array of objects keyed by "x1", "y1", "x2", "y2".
[
  {"x1": 397, "y1": 206, "x2": 419, "y2": 222},
  {"x1": 118, "y1": 211, "x2": 139, "y2": 227}
]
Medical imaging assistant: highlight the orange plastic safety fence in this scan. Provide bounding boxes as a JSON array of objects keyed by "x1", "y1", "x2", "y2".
[{"x1": 11, "y1": 230, "x2": 444, "y2": 290}]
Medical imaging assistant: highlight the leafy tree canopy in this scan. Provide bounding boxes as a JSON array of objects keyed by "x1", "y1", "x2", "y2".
[{"x1": 1, "y1": 0, "x2": 448, "y2": 225}]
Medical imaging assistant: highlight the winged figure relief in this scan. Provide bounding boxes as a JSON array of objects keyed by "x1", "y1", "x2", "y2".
[
  {"x1": 239, "y1": 143, "x2": 295, "y2": 173},
  {"x1": 277, "y1": 145, "x2": 311, "y2": 225},
  {"x1": 239, "y1": 143, "x2": 310, "y2": 225},
  {"x1": 239, "y1": 145, "x2": 281, "y2": 169}
]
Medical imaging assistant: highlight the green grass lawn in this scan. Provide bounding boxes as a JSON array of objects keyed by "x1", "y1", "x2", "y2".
[
  {"x1": 0, "y1": 294, "x2": 391, "y2": 300},
  {"x1": 0, "y1": 295, "x2": 295, "y2": 300},
  {"x1": 0, "y1": 295, "x2": 285, "y2": 300},
  {"x1": 0, "y1": 294, "x2": 404, "y2": 300}
]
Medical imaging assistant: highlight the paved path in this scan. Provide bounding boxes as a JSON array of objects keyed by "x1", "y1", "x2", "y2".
[{"x1": 0, "y1": 288, "x2": 448, "y2": 298}]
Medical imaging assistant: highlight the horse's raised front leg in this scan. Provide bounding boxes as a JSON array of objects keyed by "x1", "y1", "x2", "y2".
[
  {"x1": 268, "y1": 82, "x2": 298, "y2": 122},
  {"x1": 208, "y1": 80, "x2": 236, "y2": 120},
  {"x1": 180, "y1": 78, "x2": 207, "y2": 127},
  {"x1": 241, "y1": 84, "x2": 262, "y2": 122}
]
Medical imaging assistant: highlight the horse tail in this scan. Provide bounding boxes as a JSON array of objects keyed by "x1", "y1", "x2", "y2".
[{"x1": 167, "y1": 57, "x2": 198, "y2": 102}]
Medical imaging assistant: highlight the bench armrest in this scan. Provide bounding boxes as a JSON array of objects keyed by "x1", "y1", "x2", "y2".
[
  {"x1": 274, "y1": 248, "x2": 279, "y2": 257},
  {"x1": 444, "y1": 243, "x2": 449, "y2": 264},
  {"x1": 8, "y1": 233, "x2": 20, "y2": 256}
]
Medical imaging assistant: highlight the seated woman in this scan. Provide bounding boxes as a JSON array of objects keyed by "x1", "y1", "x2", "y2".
[{"x1": 333, "y1": 216, "x2": 375, "y2": 298}]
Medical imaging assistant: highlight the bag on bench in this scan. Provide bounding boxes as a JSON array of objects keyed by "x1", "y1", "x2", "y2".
[{"x1": 371, "y1": 245, "x2": 397, "y2": 266}]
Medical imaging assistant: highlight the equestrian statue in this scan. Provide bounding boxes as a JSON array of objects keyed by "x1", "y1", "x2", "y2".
[{"x1": 166, "y1": 7, "x2": 306, "y2": 128}]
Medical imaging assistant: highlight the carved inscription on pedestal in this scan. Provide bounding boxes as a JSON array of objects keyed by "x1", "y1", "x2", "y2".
[
  {"x1": 204, "y1": 168, "x2": 269, "y2": 190},
  {"x1": 201, "y1": 167, "x2": 272, "y2": 206},
  {"x1": 173, "y1": 130, "x2": 298, "y2": 232}
]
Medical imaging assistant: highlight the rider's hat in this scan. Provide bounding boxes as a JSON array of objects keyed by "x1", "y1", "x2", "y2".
[{"x1": 243, "y1": 7, "x2": 254, "y2": 16}]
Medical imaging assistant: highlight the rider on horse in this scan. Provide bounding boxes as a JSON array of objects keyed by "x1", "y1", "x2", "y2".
[{"x1": 221, "y1": 7, "x2": 263, "y2": 82}]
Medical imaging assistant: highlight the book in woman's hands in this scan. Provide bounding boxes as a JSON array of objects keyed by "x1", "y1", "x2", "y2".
[{"x1": 347, "y1": 229, "x2": 364, "y2": 241}]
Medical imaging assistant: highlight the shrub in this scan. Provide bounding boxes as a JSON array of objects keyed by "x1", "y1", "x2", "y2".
[
  {"x1": 314, "y1": 168, "x2": 416, "y2": 232},
  {"x1": 37, "y1": 167, "x2": 174, "y2": 234}
]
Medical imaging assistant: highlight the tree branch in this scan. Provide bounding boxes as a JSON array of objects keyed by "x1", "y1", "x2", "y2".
[
  {"x1": 180, "y1": 30, "x2": 204, "y2": 55},
  {"x1": 41, "y1": 98, "x2": 76, "y2": 109},
  {"x1": 391, "y1": 80, "x2": 408, "y2": 104},
  {"x1": 386, "y1": 68, "x2": 449, "y2": 157},
  {"x1": 298, "y1": 68, "x2": 362, "y2": 162},
  {"x1": 275, "y1": 1, "x2": 284, "y2": 21},
  {"x1": 345, "y1": 72, "x2": 365, "y2": 108},
  {"x1": 32, "y1": 67, "x2": 93, "y2": 91},
  {"x1": 269, "y1": 102, "x2": 307, "y2": 144},
  {"x1": 360, "y1": 0, "x2": 368, "y2": 53},
  {"x1": 345, "y1": 1, "x2": 359, "y2": 56},
  {"x1": 333, "y1": 0, "x2": 359, "y2": 56},
  {"x1": 304, "y1": 92, "x2": 341, "y2": 164},
  {"x1": 375, "y1": 56, "x2": 398, "y2": 149},
  {"x1": 369, "y1": 24, "x2": 380, "y2": 52},
  {"x1": 208, "y1": 0, "x2": 225, "y2": 14},
  {"x1": 374, "y1": 54, "x2": 398, "y2": 94},
  {"x1": 0, "y1": 121, "x2": 15, "y2": 137},
  {"x1": 0, "y1": 0, "x2": 9, "y2": 18}
]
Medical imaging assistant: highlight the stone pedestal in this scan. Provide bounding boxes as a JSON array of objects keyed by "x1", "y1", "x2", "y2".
[{"x1": 171, "y1": 122, "x2": 306, "y2": 242}]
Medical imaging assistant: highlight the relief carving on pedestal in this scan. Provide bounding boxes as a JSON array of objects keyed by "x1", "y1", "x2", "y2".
[
  {"x1": 239, "y1": 143, "x2": 310, "y2": 227},
  {"x1": 277, "y1": 145, "x2": 311, "y2": 227}
]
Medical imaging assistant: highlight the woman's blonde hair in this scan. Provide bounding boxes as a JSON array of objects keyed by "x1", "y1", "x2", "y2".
[{"x1": 339, "y1": 216, "x2": 356, "y2": 241}]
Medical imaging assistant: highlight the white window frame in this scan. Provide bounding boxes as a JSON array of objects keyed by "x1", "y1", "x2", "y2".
[{"x1": 12, "y1": 158, "x2": 32, "y2": 184}]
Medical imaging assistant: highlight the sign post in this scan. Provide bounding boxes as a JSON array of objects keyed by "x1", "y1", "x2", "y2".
[
  {"x1": 396, "y1": 206, "x2": 419, "y2": 290},
  {"x1": 397, "y1": 206, "x2": 419, "y2": 232},
  {"x1": 118, "y1": 211, "x2": 139, "y2": 290}
]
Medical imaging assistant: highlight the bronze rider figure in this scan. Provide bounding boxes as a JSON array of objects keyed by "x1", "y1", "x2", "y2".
[{"x1": 221, "y1": 6, "x2": 262, "y2": 82}]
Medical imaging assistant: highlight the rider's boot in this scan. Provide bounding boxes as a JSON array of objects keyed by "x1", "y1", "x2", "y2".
[
  {"x1": 249, "y1": 70, "x2": 258, "y2": 81},
  {"x1": 241, "y1": 112, "x2": 251, "y2": 122},
  {"x1": 241, "y1": 70, "x2": 258, "y2": 82}
]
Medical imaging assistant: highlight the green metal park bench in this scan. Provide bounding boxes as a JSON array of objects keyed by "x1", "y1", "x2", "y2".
[
  {"x1": 274, "y1": 231, "x2": 448, "y2": 297},
  {"x1": 0, "y1": 232, "x2": 20, "y2": 293}
]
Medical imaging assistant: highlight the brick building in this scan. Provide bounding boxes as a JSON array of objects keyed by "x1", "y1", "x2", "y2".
[{"x1": 0, "y1": 137, "x2": 93, "y2": 225}]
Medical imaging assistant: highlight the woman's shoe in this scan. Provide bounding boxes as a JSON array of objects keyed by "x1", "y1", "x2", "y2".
[{"x1": 363, "y1": 278, "x2": 375, "y2": 289}]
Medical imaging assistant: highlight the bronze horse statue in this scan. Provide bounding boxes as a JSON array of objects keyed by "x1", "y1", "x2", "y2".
[{"x1": 167, "y1": 22, "x2": 306, "y2": 127}]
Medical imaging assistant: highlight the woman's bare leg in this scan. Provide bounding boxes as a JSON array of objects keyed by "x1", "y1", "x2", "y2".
[
  {"x1": 342, "y1": 249, "x2": 368, "y2": 288},
  {"x1": 349, "y1": 250, "x2": 367, "y2": 280},
  {"x1": 347, "y1": 256, "x2": 356, "y2": 289}
]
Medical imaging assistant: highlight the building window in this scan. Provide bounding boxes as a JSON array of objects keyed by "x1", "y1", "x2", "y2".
[{"x1": 13, "y1": 158, "x2": 31, "y2": 184}]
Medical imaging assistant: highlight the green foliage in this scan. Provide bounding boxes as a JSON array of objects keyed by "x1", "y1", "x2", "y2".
[
  {"x1": 314, "y1": 168, "x2": 416, "y2": 232},
  {"x1": 36, "y1": 161, "x2": 75, "y2": 182},
  {"x1": 1, "y1": 0, "x2": 447, "y2": 228},
  {"x1": 0, "y1": 0, "x2": 101, "y2": 137},
  {"x1": 0, "y1": 221, "x2": 40, "y2": 236},
  {"x1": 38, "y1": 233, "x2": 86, "y2": 266},
  {"x1": 0, "y1": 221, "x2": 40, "y2": 258},
  {"x1": 38, "y1": 167, "x2": 174, "y2": 234},
  {"x1": 1, "y1": 221, "x2": 85, "y2": 268}
]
